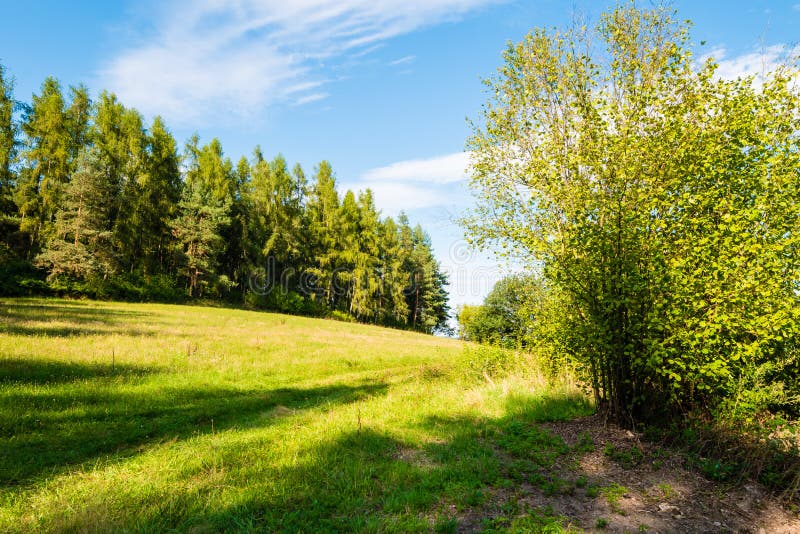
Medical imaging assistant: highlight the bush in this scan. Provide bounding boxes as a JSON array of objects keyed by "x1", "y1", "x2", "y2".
[
  {"x1": 330, "y1": 310, "x2": 356, "y2": 323},
  {"x1": 459, "y1": 344, "x2": 517, "y2": 381}
]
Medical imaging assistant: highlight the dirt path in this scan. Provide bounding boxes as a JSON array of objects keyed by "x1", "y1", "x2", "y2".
[{"x1": 460, "y1": 414, "x2": 800, "y2": 533}]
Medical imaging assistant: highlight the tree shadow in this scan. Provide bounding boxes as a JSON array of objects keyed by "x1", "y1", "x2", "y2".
[
  {"x1": 0, "y1": 358, "x2": 156, "y2": 385},
  {"x1": 0, "y1": 300, "x2": 154, "y2": 338},
  {"x1": 0, "y1": 363, "x2": 388, "y2": 485},
  {"x1": 125, "y1": 393, "x2": 593, "y2": 532}
]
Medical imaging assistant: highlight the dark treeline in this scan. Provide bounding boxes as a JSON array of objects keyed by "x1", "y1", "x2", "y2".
[{"x1": 0, "y1": 65, "x2": 450, "y2": 334}]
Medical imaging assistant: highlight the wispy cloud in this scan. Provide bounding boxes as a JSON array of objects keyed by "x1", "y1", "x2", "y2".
[
  {"x1": 99, "y1": 0, "x2": 500, "y2": 125},
  {"x1": 362, "y1": 152, "x2": 470, "y2": 184},
  {"x1": 699, "y1": 44, "x2": 798, "y2": 81},
  {"x1": 344, "y1": 151, "x2": 471, "y2": 214},
  {"x1": 294, "y1": 92, "x2": 329, "y2": 106},
  {"x1": 389, "y1": 55, "x2": 416, "y2": 66}
]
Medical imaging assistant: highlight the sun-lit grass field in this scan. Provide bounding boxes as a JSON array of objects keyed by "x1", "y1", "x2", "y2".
[{"x1": 0, "y1": 298, "x2": 590, "y2": 532}]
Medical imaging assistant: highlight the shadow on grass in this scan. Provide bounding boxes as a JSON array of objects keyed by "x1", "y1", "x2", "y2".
[
  {"x1": 0, "y1": 364, "x2": 388, "y2": 485},
  {"x1": 0, "y1": 300, "x2": 153, "y2": 337},
  {"x1": 0, "y1": 358, "x2": 156, "y2": 385},
  {"x1": 127, "y1": 393, "x2": 593, "y2": 532}
]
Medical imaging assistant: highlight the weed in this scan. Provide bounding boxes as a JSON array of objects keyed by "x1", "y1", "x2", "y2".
[
  {"x1": 656, "y1": 482, "x2": 675, "y2": 500},
  {"x1": 573, "y1": 431, "x2": 595, "y2": 454},
  {"x1": 601, "y1": 483, "x2": 628, "y2": 514},
  {"x1": 595, "y1": 517, "x2": 609, "y2": 528},
  {"x1": 603, "y1": 443, "x2": 645, "y2": 469},
  {"x1": 433, "y1": 516, "x2": 458, "y2": 534}
]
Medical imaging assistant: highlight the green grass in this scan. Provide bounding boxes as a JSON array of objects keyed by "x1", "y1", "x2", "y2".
[{"x1": 0, "y1": 298, "x2": 591, "y2": 532}]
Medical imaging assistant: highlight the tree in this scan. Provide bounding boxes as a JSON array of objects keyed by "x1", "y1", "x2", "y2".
[
  {"x1": 17, "y1": 78, "x2": 73, "y2": 252},
  {"x1": 173, "y1": 137, "x2": 235, "y2": 297},
  {"x1": 377, "y1": 216, "x2": 410, "y2": 325},
  {"x1": 170, "y1": 179, "x2": 230, "y2": 298},
  {"x1": 0, "y1": 63, "x2": 18, "y2": 245},
  {"x1": 457, "y1": 274, "x2": 538, "y2": 348},
  {"x1": 34, "y1": 148, "x2": 114, "y2": 279},
  {"x1": 91, "y1": 91, "x2": 147, "y2": 273},
  {"x1": 306, "y1": 160, "x2": 342, "y2": 306},
  {"x1": 137, "y1": 116, "x2": 182, "y2": 274},
  {"x1": 465, "y1": 3, "x2": 800, "y2": 423},
  {"x1": 405, "y1": 224, "x2": 450, "y2": 333}
]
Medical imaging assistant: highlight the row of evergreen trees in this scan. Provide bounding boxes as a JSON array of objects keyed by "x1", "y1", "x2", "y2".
[{"x1": 0, "y1": 65, "x2": 450, "y2": 333}]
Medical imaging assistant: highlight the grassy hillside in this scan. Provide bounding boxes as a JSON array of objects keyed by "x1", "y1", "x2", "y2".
[{"x1": 0, "y1": 298, "x2": 589, "y2": 532}]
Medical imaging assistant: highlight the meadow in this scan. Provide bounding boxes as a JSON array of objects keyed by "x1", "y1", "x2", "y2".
[{"x1": 0, "y1": 298, "x2": 595, "y2": 532}]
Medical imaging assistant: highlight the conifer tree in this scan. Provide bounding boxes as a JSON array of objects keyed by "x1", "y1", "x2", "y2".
[
  {"x1": 377, "y1": 216, "x2": 409, "y2": 324},
  {"x1": 135, "y1": 116, "x2": 181, "y2": 274},
  {"x1": 174, "y1": 137, "x2": 234, "y2": 296},
  {"x1": 170, "y1": 179, "x2": 230, "y2": 297},
  {"x1": 17, "y1": 78, "x2": 73, "y2": 252},
  {"x1": 306, "y1": 161, "x2": 341, "y2": 306},
  {"x1": 0, "y1": 64, "x2": 17, "y2": 245},
  {"x1": 34, "y1": 148, "x2": 114, "y2": 279},
  {"x1": 91, "y1": 91, "x2": 147, "y2": 273}
]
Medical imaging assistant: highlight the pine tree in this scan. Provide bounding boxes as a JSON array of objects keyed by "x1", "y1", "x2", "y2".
[
  {"x1": 17, "y1": 78, "x2": 73, "y2": 253},
  {"x1": 348, "y1": 190, "x2": 381, "y2": 321},
  {"x1": 34, "y1": 148, "x2": 114, "y2": 279},
  {"x1": 91, "y1": 91, "x2": 147, "y2": 273},
  {"x1": 377, "y1": 216, "x2": 409, "y2": 324},
  {"x1": 306, "y1": 161, "x2": 341, "y2": 306},
  {"x1": 170, "y1": 180, "x2": 230, "y2": 297},
  {"x1": 405, "y1": 223, "x2": 450, "y2": 333},
  {"x1": 0, "y1": 64, "x2": 18, "y2": 246},
  {"x1": 135, "y1": 116, "x2": 181, "y2": 274},
  {"x1": 174, "y1": 137, "x2": 234, "y2": 296}
]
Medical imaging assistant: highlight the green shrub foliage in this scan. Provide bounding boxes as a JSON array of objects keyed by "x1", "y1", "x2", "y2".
[{"x1": 465, "y1": 3, "x2": 800, "y2": 422}]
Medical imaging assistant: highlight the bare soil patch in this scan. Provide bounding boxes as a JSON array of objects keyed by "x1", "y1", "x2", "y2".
[{"x1": 459, "y1": 414, "x2": 800, "y2": 533}]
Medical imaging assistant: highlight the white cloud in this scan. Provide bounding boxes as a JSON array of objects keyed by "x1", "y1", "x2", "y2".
[
  {"x1": 294, "y1": 92, "x2": 329, "y2": 106},
  {"x1": 700, "y1": 44, "x2": 797, "y2": 81},
  {"x1": 361, "y1": 152, "x2": 470, "y2": 184},
  {"x1": 389, "y1": 55, "x2": 416, "y2": 66},
  {"x1": 342, "y1": 151, "x2": 472, "y2": 214},
  {"x1": 99, "y1": 0, "x2": 500, "y2": 125}
]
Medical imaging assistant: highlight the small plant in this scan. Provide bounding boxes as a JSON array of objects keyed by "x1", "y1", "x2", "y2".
[
  {"x1": 638, "y1": 524, "x2": 649, "y2": 532},
  {"x1": 575, "y1": 475, "x2": 588, "y2": 488},
  {"x1": 573, "y1": 431, "x2": 595, "y2": 454},
  {"x1": 696, "y1": 457, "x2": 737, "y2": 482},
  {"x1": 585, "y1": 484, "x2": 600, "y2": 498},
  {"x1": 433, "y1": 516, "x2": 458, "y2": 534},
  {"x1": 656, "y1": 482, "x2": 675, "y2": 500},
  {"x1": 603, "y1": 443, "x2": 644, "y2": 469},
  {"x1": 601, "y1": 483, "x2": 628, "y2": 514},
  {"x1": 595, "y1": 517, "x2": 609, "y2": 529}
]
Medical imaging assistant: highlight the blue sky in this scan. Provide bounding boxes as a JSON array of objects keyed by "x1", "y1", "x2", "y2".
[{"x1": 2, "y1": 0, "x2": 799, "y2": 310}]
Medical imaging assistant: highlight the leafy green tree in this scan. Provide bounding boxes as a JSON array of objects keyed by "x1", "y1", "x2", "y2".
[
  {"x1": 136, "y1": 116, "x2": 182, "y2": 274},
  {"x1": 0, "y1": 64, "x2": 18, "y2": 245},
  {"x1": 465, "y1": 2, "x2": 800, "y2": 422},
  {"x1": 91, "y1": 91, "x2": 147, "y2": 273},
  {"x1": 34, "y1": 148, "x2": 114, "y2": 279},
  {"x1": 170, "y1": 179, "x2": 230, "y2": 298},
  {"x1": 17, "y1": 78, "x2": 74, "y2": 252},
  {"x1": 458, "y1": 274, "x2": 537, "y2": 347},
  {"x1": 306, "y1": 160, "x2": 342, "y2": 306},
  {"x1": 406, "y1": 224, "x2": 450, "y2": 333}
]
